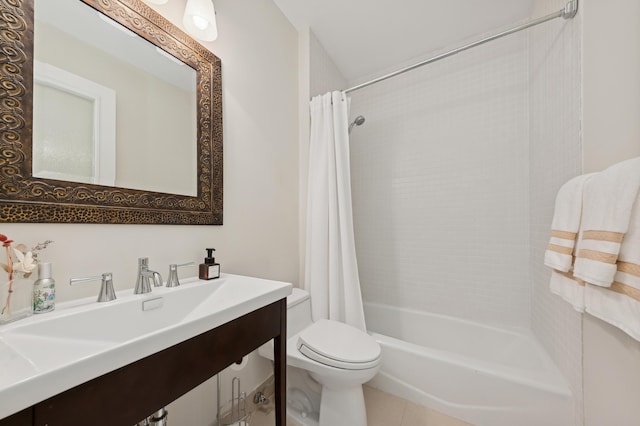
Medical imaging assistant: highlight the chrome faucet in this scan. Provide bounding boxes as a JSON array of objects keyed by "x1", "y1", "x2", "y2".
[
  {"x1": 135, "y1": 258, "x2": 163, "y2": 294},
  {"x1": 70, "y1": 272, "x2": 117, "y2": 302}
]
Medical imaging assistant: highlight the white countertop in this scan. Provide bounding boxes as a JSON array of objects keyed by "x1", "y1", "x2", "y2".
[{"x1": 0, "y1": 273, "x2": 291, "y2": 419}]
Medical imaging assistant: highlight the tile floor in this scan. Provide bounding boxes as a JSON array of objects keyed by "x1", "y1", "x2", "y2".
[{"x1": 250, "y1": 385, "x2": 471, "y2": 426}]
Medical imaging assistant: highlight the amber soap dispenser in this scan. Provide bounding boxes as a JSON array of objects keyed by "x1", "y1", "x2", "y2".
[{"x1": 199, "y1": 248, "x2": 220, "y2": 280}]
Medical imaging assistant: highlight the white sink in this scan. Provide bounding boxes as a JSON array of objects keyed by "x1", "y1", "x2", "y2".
[
  {"x1": 0, "y1": 273, "x2": 291, "y2": 420},
  {"x1": 4, "y1": 281, "x2": 215, "y2": 343}
]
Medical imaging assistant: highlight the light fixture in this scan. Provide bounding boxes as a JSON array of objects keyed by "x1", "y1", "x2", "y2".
[
  {"x1": 142, "y1": 0, "x2": 218, "y2": 42},
  {"x1": 183, "y1": 0, "x2": 218, "y2": 42}
]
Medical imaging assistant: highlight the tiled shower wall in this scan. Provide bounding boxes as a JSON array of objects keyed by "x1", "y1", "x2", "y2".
[
  {"x1": 347, "y1": 1, "x2": 583, "y2": 422},
  {"x1": 349, "y1": 32, "x2": 531, "y2": 327},
  {"x1": 529, "y1": 0, "x2": 583, "y2": 424}
]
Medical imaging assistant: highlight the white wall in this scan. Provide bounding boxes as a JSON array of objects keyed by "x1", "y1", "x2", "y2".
[
  {"x1": 309, "y1": 32, "x2": 347, "y2": 98},
  {"x1": 528, "y1": 0, "x2": 583, "y2": 423},
  {"x1": 6, "y1": 0, "x2": 299, "y2": 423},
  {"x1": 348, "y1": 32, "x2": 531, "y2": 328},
  {"x1": 582, "y1": 0, "x2": 640, "y2": 174},
  {"x1": 297, "y1": 28, "x2": 311, "y2": 287},
  {"x1": 581, "y1": 0, "x2": 640, "y2": 425}
]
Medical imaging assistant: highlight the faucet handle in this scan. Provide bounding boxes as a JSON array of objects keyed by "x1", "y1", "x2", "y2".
[
  {"x1": 166, "y1": 262, "x2": 196, "y2": 288},
  {"x1": 70, "y1": 272, "x2": 117, "y2": 303}
]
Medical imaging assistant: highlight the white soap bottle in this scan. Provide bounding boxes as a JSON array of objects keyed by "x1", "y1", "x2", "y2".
[{"x1": 33, "y1": 262, "x2": 55, "y2": 313}]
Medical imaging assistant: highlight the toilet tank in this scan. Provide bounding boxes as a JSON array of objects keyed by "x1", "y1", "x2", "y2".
[
  {"x1": 257, "y1": 287, "x2": 312, "y2": 361},
  {"x1": 287, "y1": 288, "x2": 312, "y2": 336}
]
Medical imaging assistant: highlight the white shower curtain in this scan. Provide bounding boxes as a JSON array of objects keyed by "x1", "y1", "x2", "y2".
[{"x1": 305, "y1": 91, "x2": 366, "y2": 332}]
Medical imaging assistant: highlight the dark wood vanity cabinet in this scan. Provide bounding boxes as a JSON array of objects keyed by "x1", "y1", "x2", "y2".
[
  {"x1": 0, "y1": 299, "x2": 287, "y2": 426},
  {"x1": 0, "y1": 410, "x2": 31, "y2": 426}
]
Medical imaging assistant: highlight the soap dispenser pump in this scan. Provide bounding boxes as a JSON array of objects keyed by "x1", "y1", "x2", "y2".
[{"x1": 199, "y1": 248, "x2": 220, "y2": 280}]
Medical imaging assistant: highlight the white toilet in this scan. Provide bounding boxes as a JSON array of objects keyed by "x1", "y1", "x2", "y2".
[{"x1": 259, "y1": 288, "x2": 381, "y2": 426}]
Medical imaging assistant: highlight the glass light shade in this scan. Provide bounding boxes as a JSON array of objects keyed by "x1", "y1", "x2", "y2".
[{"x1": 183, "y1": 0, "x2": 218, "y2": 41}]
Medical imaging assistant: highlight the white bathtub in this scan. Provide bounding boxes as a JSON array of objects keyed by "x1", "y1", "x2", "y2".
[{"x1": 364, "y1": 302, "x2": 573, "y2": 426}]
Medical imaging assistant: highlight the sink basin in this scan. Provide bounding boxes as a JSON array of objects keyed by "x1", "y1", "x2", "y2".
[
  {"x1": 4, "y1": 280, "x2": 215, "y2": 344},
  {"x1": 0, "y1": 273, "x2": 291, "y2": 420}
]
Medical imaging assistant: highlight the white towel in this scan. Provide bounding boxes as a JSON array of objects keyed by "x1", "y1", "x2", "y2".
[
  {"x1": 574, "y1": 157, "x2": 640, "y2": 287},
  {"x1": 550, "y1": 269, "x2": 586, "y2": 312},
  {"x1": 544, "y1": 174, "x2": 594, "y2": 272},
  {"x1": 586, "y1": 194, "x2": 640, "y2": 341},
  {"x1": 546, "y1": 174, "x2": 592, "y2": 311}
]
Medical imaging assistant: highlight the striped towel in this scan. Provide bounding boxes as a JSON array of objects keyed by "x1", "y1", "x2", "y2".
[
  {"x1": 586, "y1": 194, "x2": 640, "y2": 340},
  {"x1": 574, "y1": 157, "x2": 640, "y2": 287},
  {"x1": 544, "y1": 174, "x2": 594, "y2": 272},
  {"x1": 545, "y1": 174, "x2": 594, "y2": 312}
]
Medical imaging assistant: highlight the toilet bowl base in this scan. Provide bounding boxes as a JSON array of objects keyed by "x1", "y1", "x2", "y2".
[{"x1": 318, "y1": 385, "x2": 367, "y2": 426}]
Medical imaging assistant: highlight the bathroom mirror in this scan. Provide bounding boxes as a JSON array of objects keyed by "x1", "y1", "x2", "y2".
[
  {"x1": 33, "y1": 0, "x2": 199, "y2": 196},
  {"x1": 0, "y1": 0, "x2": 223, "y2": 225}
]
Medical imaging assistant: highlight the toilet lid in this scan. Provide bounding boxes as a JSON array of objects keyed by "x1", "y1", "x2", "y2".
[{"x1": 297, "y1": 319, "x2": 381, "y2": 370}]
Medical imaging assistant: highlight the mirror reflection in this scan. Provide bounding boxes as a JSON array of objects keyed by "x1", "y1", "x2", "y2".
[{"x1": 33, "y1": 0, "x2": 198, "y2": 196}]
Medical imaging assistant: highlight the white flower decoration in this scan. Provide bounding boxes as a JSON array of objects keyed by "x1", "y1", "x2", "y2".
[{"x1": 12, "y1": 249, "x2": 36, "y2": 273}]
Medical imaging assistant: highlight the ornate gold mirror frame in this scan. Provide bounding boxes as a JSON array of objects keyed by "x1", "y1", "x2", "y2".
[{"x1": 0, "y1": 0, "x2": 223, "y2": 224}]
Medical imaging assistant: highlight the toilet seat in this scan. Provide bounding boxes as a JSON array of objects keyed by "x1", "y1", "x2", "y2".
[{"x1": 297, "y1": 319, "x2": 381, "y2": 370}]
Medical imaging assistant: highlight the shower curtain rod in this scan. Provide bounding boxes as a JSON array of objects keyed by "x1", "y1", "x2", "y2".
[{"x1": 344, "y1": 0, "x2": 578, "y2": 94}]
